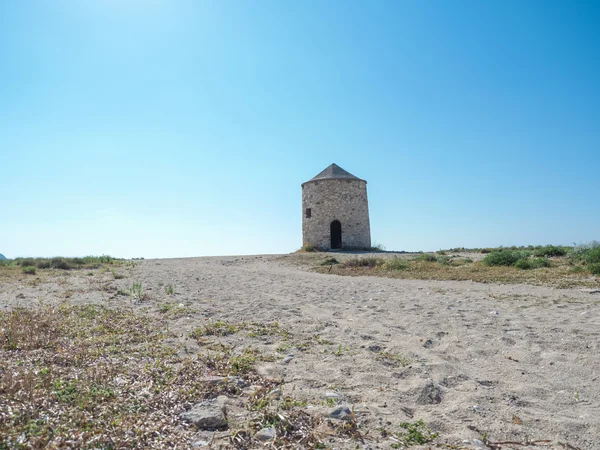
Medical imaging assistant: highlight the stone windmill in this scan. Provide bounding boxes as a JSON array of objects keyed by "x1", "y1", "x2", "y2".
[{"x1": 302, "y1": 163, "x2": 371, "y2": 250}]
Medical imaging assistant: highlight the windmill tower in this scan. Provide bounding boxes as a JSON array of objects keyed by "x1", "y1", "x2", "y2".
[{"x1": 302, "y1": 163, "x2": 371, "y2": 250}]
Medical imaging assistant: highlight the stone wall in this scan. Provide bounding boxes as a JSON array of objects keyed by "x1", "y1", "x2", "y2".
[{"x1": 302, "y1": 179, "x2": 371, "y2": 249}]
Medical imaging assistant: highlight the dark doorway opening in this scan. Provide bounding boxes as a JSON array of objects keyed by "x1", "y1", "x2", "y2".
[{"x1": 330, "y1": 220, "x2": 342, "y2": 249}]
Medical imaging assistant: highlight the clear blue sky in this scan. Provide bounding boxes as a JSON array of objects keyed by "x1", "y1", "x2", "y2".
[{"x1": 1, "y1": 1, "x2": 598, "y2": 258}]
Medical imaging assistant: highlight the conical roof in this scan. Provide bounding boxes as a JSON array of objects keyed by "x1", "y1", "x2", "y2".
[{"x1": 303, "y1": 163, "x2": 366, "y2": 185}]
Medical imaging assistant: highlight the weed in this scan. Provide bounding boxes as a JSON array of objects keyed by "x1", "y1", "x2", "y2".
[
  {"x1": 129, "y1": 282, "x2": 144, "y2": 301},
  {"x1": 164, "y1": 284, "x2": 174, "y2": 295},
  {"x1": 325, "y1": 397, "x2": 337, "y2": 407},
  {"x1": 320, "y1": 257, "x2": 339, "y2": 266},
  {"x1": 276, "y1": 344, "x2": 291, "y2": 353},
  {"x1": 391, "y1": 419, "x2": 438, "y2": 447},
  {"x1": 377, "y1": 351, "x2": 411, "y2": 367},
  {"x1": 334, "y1": 344, "x2": 348, "y2": 356},
  {"x1": 111, "y1": 268, "x2": 125, "y2": 279},
  {"x1": 383, "y1": 257, "x2": 409, "y2": 271},
  {"x1": 342, "y1": 257, "x2": 384, "y2": 268},
  {"x1": 192, "y1": 320, "x2": 241, "y2": 337},
  {"x1": 313, "y1": 335, "x2": 334, "y2": 345},
  {"x1": 436, "y1": 255, "x2": 450, "y2": 265},
  {"x1": 280, "y1": 396, "x2": 307, "y2": 410},
  {"x1": 199, "y1": 348, "x2": 260, "y2": 376},
  {"x1": 299, "y1": 243, "x2": 317, "y2": 252},
  {"x1": 247, "y1": 322, "x2": 288, "y2": 339}
]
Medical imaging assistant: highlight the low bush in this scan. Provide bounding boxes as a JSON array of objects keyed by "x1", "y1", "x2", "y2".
[
  {"x1": 299, "y1": 244, "x2": 317, "y2": 253},
  {"x1": 22, "y1": 266, "x2": 36, "y2": 275},
  {"x1": 414, "y1": 254, "x2": 437, "y2": 262},
  {"x1": 383, "y1": 257, "x2": 409, "y2": 271},
  {"x1": 320, "y1": 257, "x2": 339, "y2": 266},
  {"x1": 9, "y1": 256, "x2": 116, "y2": 271},
  {"x1": 532, "y1": 257, "x2": 551, "y2": 268},
  {"x1": 589, "y1": 263, "x2": 600, "y2": 276},
  {"x1": 342, "y1": 257, "x2": 384, "y2": 268},
  {"x1": 482, "y1": 250, "x2": 531, "y2": 267},
  {"x1": 51, "y1": 258, "x2": 71, "y2": 270},
  {"x1": 436, "y1": 256, "x2": 450, "y2": 265},
  {"x1": 37, "y1": 260, "x2": 51, "y2": 269},
  {"x1": 16, "y1": 258, "x2": 36, "y2": 267},
  {"x1": 533, "y1": 245, "x2": 568, "y2": 257},
  {"x1": 583, "y1": 247, "x2": 600, "y2": 264}
]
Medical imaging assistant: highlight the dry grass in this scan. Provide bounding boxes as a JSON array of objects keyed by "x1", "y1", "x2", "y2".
[
  {"x1": 313, "y1": 254, "x2": 600, "y2": 289},
  {"x1": 0, "y1": 302, "x2": 350, "y2": 448}
]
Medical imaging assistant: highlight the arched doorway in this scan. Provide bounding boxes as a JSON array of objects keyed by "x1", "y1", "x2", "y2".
[{"x1": 330, "y1": 220, "x2": 342, "y2": 249}]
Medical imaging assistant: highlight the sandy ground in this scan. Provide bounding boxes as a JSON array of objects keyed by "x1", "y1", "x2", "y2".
[{"x1": 2, "y1": 253, "x2": 600, "y2": 449}]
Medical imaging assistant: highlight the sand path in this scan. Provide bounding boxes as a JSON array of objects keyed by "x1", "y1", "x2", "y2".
[{"x1": 128, "y1": 255, "x2": 599, "y2": 448}]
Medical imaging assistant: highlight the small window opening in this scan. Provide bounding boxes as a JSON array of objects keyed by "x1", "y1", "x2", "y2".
[{"x1": 305, "y1": 208, "x2": 312, "y2": 218}]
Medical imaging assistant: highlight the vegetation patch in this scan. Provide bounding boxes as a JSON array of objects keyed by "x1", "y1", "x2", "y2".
[
  {"x1": 297, "y1": 243, "x2": 318, "y2": 253},
  {"x1": 320, "y1": 257, "x2": 339, "y2": 266},
  {"x1": 0, "y1": 303, "x2": 339, "y2": 449},
  {"x1": 191, "y1": 320, "x2": 289, "y2": 340},
  {"x1": 22, "y1": 265, "x2": 36, "y2": 275},
  {"x1": 383, "y1": 257, "x2": 409, "y2": 271},
  {"x1": 314, "y1": 244, "x2": 600, "y2": 288},
  {"x1": 533, "y1": 245, "x2": 569, "y2": 257},
  {"x1": 482, "y1": 250, "x2": 532, "y2": 267},
  {"x1": 341, "y1": 257, "x2": 384, "y2": 268},
  {"x1": 391, "y1": 419, "x2": 438, "y2": 447},
  {"x1": 11, "y1": 255, "x2": 117, "y2": 271},
  {"x1": 0, "y1": 304, "x2": 199, "y2": 447}
]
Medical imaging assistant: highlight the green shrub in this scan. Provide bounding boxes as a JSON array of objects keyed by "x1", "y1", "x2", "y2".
[
  {"x1": 436, "y1": 256, "x2": 450, "y2": 265},
  {"x1": 514, "y1": 256, "x2": 549, "y2": 270},
  {"x1": 16, "y1": 258, "x2": 35, "y2": 267},
  {"x1": 51, "y1": 258, "x2": 71, "y2": 270},
  {"x1": 83, "y1": 255, "x2": 114, "y2": 264},
  {"x1": 22, "y1": 266, "x2": 36, "y2": 275},
  {"x1": 414, "y1": 254, "x2": 436, "y2": 262},
  {"x1": 383, "y1": 257, "x2": 409, "y2": 271},
  {"x1": 533, "y1": 245, "x2": 568, "y2": 257},
  {"x1": 532, "y1": 257, "x2": 551, "y2": 268},
  {"x1": 482, "y1": 250, "x2": 531, "y2": 266},
  {"x1": 482, "y1": 250, "x2": 531, "y2": 267},
  {"x1": 589, "y1": 263, "x2": 600, "y2": 275},
  {"x1": 392, "y1": 419, "x2": 438, "y2": 447},
  {"x1": 583, "y1": 248, "x2": 600, "y2": 264},
  {"x1": 37, "y1": 260, "x2": 51, "y2": 269},
  {"x1": 514, "y1": 259, "x2": 532, "y2": 270}
]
